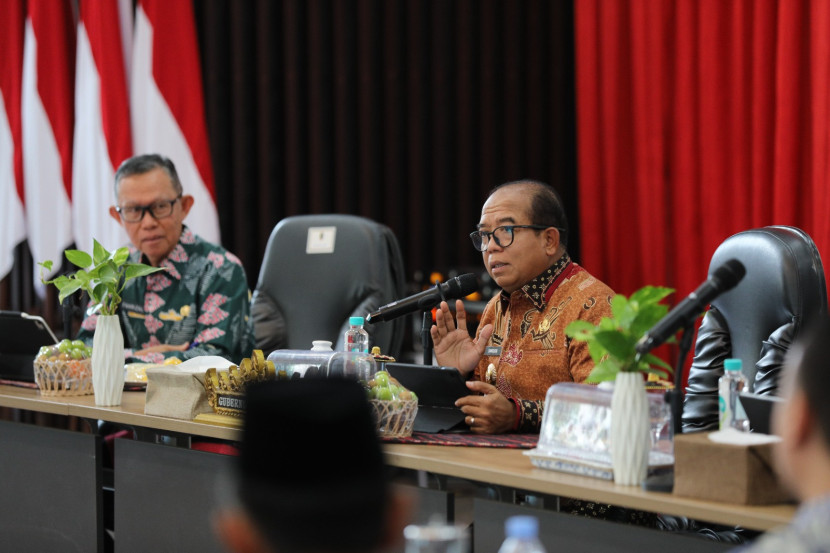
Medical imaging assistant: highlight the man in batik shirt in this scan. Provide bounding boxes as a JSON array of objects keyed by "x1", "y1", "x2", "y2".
[
  {"x1": 78, "y1": 154, "x2": 254, "y2": 364},
  {"x1": 430, "y1": 180, "x2": 614, "y2": 434}
]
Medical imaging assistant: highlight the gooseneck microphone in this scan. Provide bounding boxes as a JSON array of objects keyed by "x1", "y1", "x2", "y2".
[
  {"x1": 366, "y1": 273, "x2": 479, "y2": 324},
  {"x1": 635, "y1": 259, "x2": 746, "y2": 355}
]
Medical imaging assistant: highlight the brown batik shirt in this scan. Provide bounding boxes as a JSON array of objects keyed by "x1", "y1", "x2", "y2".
[{"x1": 473, "y1": 253, "x2": 615, "y2": 433}]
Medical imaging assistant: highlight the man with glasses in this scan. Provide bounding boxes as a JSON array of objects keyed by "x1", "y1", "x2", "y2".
[
  {"x1": 430, "y1": 180, "x2": 614, "y2": 434},
  {"x1": 77, "y1": 154, "x2": 254, "y2": 363}
]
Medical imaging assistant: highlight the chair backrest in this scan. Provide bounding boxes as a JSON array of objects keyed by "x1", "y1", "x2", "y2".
[
  {"x1": 250, "y1": 214, "x2": 406, "y2": 357},
  {"x1": 706, "y1": 225, "x2": 827, "y2": 386}
]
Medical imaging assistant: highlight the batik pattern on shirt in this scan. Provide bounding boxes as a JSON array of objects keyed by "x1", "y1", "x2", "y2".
[
  {"x1": 79, "y1": 226, "x2": 254, "y2": 363},
  {"x1": 475, "y1": 253, "x2": 614, "y2": 432}
]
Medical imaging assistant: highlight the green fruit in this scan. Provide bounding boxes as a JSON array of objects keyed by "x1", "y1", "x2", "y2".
[
  {"x1": 374, "y1": 371, "x2": 390, "y2": 387},
  {"x1": 70, "y1": 348, "x2": 85, "y2": 360},
  {"x1": 58, "y1": 339, "x2": 73, "y2": 353},
  {"x1": 375, "y1": 386, "x2": 394, "y2": 401},
  {"x1": 71, "y1": 339, "x2": 86, "y2": 349}
]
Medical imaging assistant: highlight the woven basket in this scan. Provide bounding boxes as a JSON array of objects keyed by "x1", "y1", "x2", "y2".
[
  {"x1": 371, "y1": 398, "x2": 417, "y2": 438},
  {"x1": 33, "y1": 358, "x2": 94, "y2": 397}
]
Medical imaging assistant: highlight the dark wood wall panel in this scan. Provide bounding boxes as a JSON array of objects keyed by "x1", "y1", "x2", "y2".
[{"x1": 198, "y1": 0, "x2": 577, "y2": 287}]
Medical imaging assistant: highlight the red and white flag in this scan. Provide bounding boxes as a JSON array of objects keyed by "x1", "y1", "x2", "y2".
[
  {"x1": 131, "y1": 0, "x2": 220, "y2": 245},
  {"x1": 0, "y1": 0, "x2": 27, "y2": 280},
  {"x1": 72, "y1": 0, "x2": 132, "y2": 253},
  {"x1": 22, "y1": 0, "x2": 75, "y2": 281}
]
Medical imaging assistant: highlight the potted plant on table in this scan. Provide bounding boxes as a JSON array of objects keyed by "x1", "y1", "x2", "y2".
[
  {"x1": 39, "y1": 239, "x2": 162, "y2": 406},
  {"x1": 565, "y1": 285, "x2": 674, "y2": 485}
]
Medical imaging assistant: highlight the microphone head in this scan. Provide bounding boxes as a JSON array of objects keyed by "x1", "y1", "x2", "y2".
[
  {"x1": 447, "y1": 273, "x2": 479, "y2": 298},
  {"x1": 711, "y1": 258, "x2": 746, "y2": 291}
]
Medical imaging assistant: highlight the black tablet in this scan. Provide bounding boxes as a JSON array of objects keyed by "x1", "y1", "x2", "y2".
[
  {"x1": 0, "y1": 311, "x2": 59, "y2": 382},
  {"x1": 738, "y1": 392, "x2": 785, "y2": 435},
  {"x1": 385, "y1": 362, "x2": 471, "y2": 433}
]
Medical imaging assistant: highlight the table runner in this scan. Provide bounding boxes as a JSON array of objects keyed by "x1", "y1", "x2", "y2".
[
  {"x1": 381, "y1": 432, "x2": 538, "y2": 449},
  {"x1": 0, "y1": 379, "x2": 38, "y2": 389}
]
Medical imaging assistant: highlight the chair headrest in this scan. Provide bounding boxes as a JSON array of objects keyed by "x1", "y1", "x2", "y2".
[
  {"x1": 252, "y1": 214, "x2": 406, "y2": 356},
  {"x1": 709, "y1": 225, "x2": 827, "y2": 370}
]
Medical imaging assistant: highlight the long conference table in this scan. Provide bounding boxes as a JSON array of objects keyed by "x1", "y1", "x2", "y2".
[{"x1": 0, "y1": 385, "x2": 795, "y2": 553}]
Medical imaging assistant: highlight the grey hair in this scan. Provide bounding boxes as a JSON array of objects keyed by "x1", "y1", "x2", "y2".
[{"x1": 113, "y1": 154, "x2": 183, "y2": 199}]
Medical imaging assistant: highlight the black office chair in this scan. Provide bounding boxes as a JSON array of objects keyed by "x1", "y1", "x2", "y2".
[
  {"x1": 250, "y1": 214, "x2": 407, "y2": 358},
  {"x1": 682, "y1": 225, "x2": 828, "y2": 432}
]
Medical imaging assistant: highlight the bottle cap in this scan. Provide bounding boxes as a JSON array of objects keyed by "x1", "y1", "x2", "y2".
[
  {"x1": 504, "y1": 515, "x2": 539, "y2": 539},
  {"x1": 724, "y1": 358, "x2": 742, "y2": 372},
  {"x1": 349, "y1": 316, "x2": 365, "y2": 326}
]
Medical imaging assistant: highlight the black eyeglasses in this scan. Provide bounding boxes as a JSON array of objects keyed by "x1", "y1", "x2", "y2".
[
  {"x1": 469, "y1": 225, "x2": 553, "y2": 252},
  {"x1": 116, "y1": 195, "x2": 182, "y2": 223}
]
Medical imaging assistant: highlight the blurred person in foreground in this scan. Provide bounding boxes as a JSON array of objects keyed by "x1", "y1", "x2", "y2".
[
  {"x1": 430, "y1": 180, "x2": 615, "y2": 434},
  {"x1": 730, "y1": 317, "x2": 830, "y2": 553},
  {"x1": 214, "y1": 378, "x2": 412, "y2": 553},
  {"x1": 77, "y1": 153, "x2": 254, "y2": 363}
]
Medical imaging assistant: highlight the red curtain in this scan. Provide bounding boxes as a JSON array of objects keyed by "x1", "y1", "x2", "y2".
[{"x1": 575, "y1": 0, "x2": 830, "y2": 307}]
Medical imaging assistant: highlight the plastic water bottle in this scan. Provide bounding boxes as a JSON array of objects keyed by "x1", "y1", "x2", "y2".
[
  {"x1": 719, "y1": 358, "x2": 749, "y2": 431},
  {"x1": 344, "y1": 316, "x2": 369, "y2": 353},
  {"x1": 497, "y1": 516, "x2": 547, "y2": 553}
]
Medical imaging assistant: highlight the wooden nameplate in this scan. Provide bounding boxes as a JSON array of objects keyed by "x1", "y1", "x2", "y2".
[{"x1": 193, "y1": 412, "x2": 243, "y2": 428}]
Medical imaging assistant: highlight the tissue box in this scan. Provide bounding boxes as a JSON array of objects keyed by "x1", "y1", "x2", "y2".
[
  {"x1": 144, "y1": 367, "x2": 213, "y2": 420},
  {"x1": 673, "y1": 431, "x2": 791, "y2": 505},
  {"x1": 144, "y1": 356, "x2": 234, "y2": 420}
]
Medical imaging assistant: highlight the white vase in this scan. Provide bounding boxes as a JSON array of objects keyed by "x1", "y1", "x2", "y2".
[
  {"x1": 610, "y1": 371, "x2": 650, "y2": 485},
  {"x1": 91, "y1": 314, "x2": 125, "y2": 406}
]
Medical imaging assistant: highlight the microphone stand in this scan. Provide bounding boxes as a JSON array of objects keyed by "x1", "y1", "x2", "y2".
[
  {"x1": 421, "y1": 311, "x2": 433, "y2": 365},
  {"x1": 669, "y1": 321, "x2": 695, "y2": 436}
]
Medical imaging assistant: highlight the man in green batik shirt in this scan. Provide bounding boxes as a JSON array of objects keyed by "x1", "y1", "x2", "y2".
[{"x1": 77, "y1": 154, "x2": 254, "y2": 364}]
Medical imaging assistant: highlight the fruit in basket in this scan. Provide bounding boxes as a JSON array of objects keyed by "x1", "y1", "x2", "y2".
[
  {"x1": 367, "y1": 370, "x2": 418, "y2": 437},
  {"x1": 374, "y1": 371, "x2": 390, "y2": 387},
  {"x1": 38, "y1": 339, "x2": 93, "y2": 362},
  {"x1": 366, "y1": 370, "x2": 417, "y2": 403},
  {"x1": 33, "y1": 339, "x2": 94, "y2": 397},
  {"x1": 374, "y1": 386, "x2": 394, "y2": 401}
]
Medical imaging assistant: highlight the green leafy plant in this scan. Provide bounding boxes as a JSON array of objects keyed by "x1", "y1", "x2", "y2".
[
  {"x1": 565, "y1": 285, "x2": 675, "y2": 383},
  {"x1": 39, "y1": 239, "x2": 162, "y2": 316}
]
